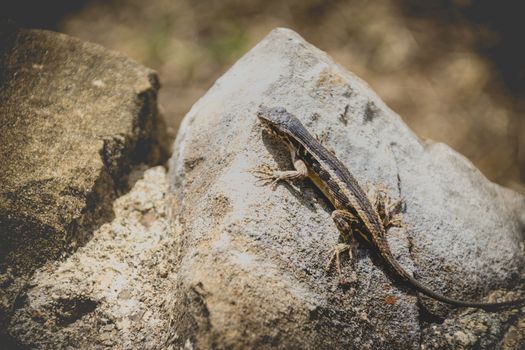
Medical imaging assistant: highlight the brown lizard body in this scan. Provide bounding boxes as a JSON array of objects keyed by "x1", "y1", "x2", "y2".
[{"x1": 252, "y1": 106, "x2": 524, "y2": 310}]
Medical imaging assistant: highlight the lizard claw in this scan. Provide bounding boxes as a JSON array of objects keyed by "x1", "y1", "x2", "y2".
[{"x1": 248, "y1": 164, "x2": 282, "y2": 190}]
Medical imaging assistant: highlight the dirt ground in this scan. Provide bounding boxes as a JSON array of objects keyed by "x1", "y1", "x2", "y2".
[{"x1": 7, "y1": 0, "x2": 525, "y2": 192}]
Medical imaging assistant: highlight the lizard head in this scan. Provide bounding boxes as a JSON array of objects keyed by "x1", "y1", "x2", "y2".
[{"x1": 257, "y1": 106, "x2": 296, "y2": 136}]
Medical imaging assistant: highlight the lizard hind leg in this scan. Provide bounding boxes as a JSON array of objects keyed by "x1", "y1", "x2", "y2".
[
  {"x1": 377, "y1": 190, "x2": 404, "y2": 230},
  {"x1": 314, "y1": 130, "x2": 336, "y2": 155},
  {"x1": 326, "y1": 210, "x2": 360, "y2": 285},
  {"x1": 365, "y1": 184, "x2": 404, "y2": 230}
]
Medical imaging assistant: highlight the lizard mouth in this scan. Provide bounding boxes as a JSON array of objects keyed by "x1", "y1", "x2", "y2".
[{"x1": 259, "y1": 120, "x2": 279, "y2": 136}]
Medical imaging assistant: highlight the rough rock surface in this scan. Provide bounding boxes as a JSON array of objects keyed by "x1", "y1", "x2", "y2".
[
  {"x1": 0, "y1": 25, "x2": 169, "y2": 329},
  {"x1": 5, "y1": 166, "x2": 176, "y2": 349},
  {"x1": 168, "y1": 28, "x2": 525, "y2": 349}
]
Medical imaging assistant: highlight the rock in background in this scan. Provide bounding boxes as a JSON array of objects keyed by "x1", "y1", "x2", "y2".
[
  {"x1": 0, "y1": 24, "x2": 170, "y2": 342},
  {"x1": 6, "y1": 166, "x2": 176, "y2": 349},
  {"x1": 168, "y1": 28, "x2": 525, "y2": 349}
]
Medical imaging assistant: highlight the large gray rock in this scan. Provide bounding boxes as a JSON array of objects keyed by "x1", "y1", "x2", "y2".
[
  {"x1": 6, "y1": 166, "x2": 176, "y2": 349},
  {"x1": 0, "y1": 25, "x2": 169, "y2": 330},
  {"x1": 168, "y1": 28, "x2": 525, "y2": 349}
]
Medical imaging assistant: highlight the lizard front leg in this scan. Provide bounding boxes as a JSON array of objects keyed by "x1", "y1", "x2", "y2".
[
  {"x1": 250, "y1": 145, "x2": 308, "y2": 189},
  {"x1": 250, "y1": 159, "x2": 308, "y2": 189}
]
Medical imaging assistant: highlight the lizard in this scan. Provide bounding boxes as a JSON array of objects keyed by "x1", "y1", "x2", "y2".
[{"x1": 251, "y1": 105, "x2": 525, "y2": 310}]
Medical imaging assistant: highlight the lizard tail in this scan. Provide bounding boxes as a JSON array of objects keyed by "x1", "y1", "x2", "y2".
[
  {"x1": 405, "y1": 274, "x2": 525, "y2": 310},
  {"x1": 377, "y1": 238, "x2": 524, "y2": 310}
]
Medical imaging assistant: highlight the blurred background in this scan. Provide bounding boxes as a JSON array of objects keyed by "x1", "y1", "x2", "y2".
[{"x1": 2, "y1": 0, "x2": 524, "y2": 193}]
